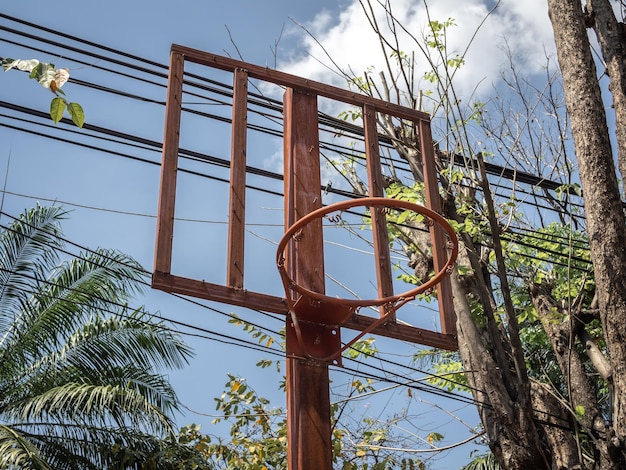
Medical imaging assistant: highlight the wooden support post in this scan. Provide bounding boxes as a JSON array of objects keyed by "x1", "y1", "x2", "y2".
[
  {"x1": 227, "y1": 68, "x2": 248, "y2": 289},
  {"x1": 363, "y1": 105, "x2": 394, "y2": 318},
  {"x1": 419, "y1": 120, "x2": 456, "y2": 336},
  {"x1": 283, "y1": 88, "x2": 334, "y2": 470},
  {"x1": 285, "y1": 358, "x2": 332, "y2": 469},
  {"x1": 154, "y1": 50, "x2": 184, "y2": 275}
]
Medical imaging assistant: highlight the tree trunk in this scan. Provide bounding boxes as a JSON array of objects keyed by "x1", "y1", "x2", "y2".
[
  {"x1": 451, "y1": 271, "x2": 549, "y2": 469},
  {"x1": 586, "y1": 0, "x2": 626, "y2": 195},
  {"x1": 547, "y1": 0, "x2": 626, "y2": 465},
  {"x1": 529, "y1": 282, "x2": 612, "y2": 468},
  {"x1": 530, "y1": 381, "x2": 582, "y2": 470}
]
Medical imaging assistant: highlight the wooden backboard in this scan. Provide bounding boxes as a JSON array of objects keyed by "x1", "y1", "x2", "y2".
[{"x1": 152, "y1": 44, "x2": 458, "y2": 351}]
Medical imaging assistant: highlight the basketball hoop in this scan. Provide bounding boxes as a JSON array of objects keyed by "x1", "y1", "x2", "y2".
[{"x1": 276, "y1": 197, "x2": 458, "y2": 361}]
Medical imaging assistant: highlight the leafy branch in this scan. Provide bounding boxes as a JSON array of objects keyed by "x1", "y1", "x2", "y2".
[{"x1": 2, "y1": 58, "x2": 85, "y2": 128}]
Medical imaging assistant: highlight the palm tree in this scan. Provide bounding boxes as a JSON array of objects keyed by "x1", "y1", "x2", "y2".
[
  {"x1": 461, "y1": 453, "x2": 502, "y2": 470},
  {"x1": 0, "y1": 205, "x2": 194, "y2": 469}
]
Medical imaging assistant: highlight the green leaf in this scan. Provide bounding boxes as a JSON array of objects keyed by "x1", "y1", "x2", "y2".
[
  {"x1": 50, "y1": 97, "x2": 66, "y2": 124},
  {"x1": 67, "y1": 102, "x2": 85, "y2": 128},
  {"x1": 575, "y1": 405, "x2": 585, "y2": 419},
  {"x1": 1, "y1": 58, "x2": 15, "y2": 71},
  {"x1": 427, "y1": 432, "x2": 444, "y2": 444},
  {"x1": 256, "y1": 359, "x2": 273, "y2": 368},
  {"x1": 345, "y1": 337, "x2": 378, "y2": 359},
  {"x1": 30, "y1": 62, "x2": 56, "y2": 88},
  {"x1": 0, "y1": 205, "x2": 193, "y2": 469}
]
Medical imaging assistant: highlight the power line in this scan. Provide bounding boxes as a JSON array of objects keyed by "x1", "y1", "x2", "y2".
[
  {"x1": 0, "y1": 207, "x2": 590, "y2": 434},
  {"x1": 2, "y1": 270, "x2": 285, "y2": 360},
  {"x1": 0, "y1": 85, "x2": 588, "y2": 236},
  {"x1": 0, "y1": 210, "x2": 285, "y2": 333},
  {"x1": 0, "y1": 162, "x2": 591, "y2": 277},
  {"x1": 336, "y1": 364, "x2": 576, "y2": 433},
  {"x1": 0, "y1": 101, "x2": 589, "y2": 263},
  {"x1": 0, "y1": 210, "x2": 472, "y2": 395},
  {"x1": 0, "y1": 54, "x2": 591, "y2": 261},
  {"x1": 0, "y1": 96, "x2": 594, "y2": 274},
  {"x1": 0, "y1": 14, "x2": 593, "y2": 212},
  {"x1": 2, "y1": 267, "x2": 575, "y2": 434},
  {"x1": 0, "y1": 14, "x2": 607, "y2": 429}
]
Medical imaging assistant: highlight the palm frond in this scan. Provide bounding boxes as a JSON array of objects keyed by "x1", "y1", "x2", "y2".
[
  {"x1": 1, "y1": 308, "x2": 191, "y2": 407},
  {"x1": 0, "y1": 205, "x2": 67, "y2": 343},
  {"x1": 8, "y1": 381, "x2": 174, "y2": 434},
  {"x1": 0, "y1": 247, "x2": 154, "y2": 371},
  {"x1": 17, "y1": 249, "x2": 148, "y2": 350},
  {"x1": 10, "y1": 422, "x2": 176, "y2": 469},
  {"x1": 0, "y1": 205, "x2": 193, "y2": 469},
  {"x1": 0, "y1": 423, "x2": 54, "y2": 470},
  {"x1": 58, "y1": 308, "x2": 193, "y2": 372},
  {"x1": 462, "y1": 452, "x2": 502, "y2": 470},
  {"x1": 87, "y1": 308, "x2": 194, "y2": 370}
]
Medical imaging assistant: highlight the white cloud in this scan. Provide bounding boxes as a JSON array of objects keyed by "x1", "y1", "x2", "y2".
[{"x1": 279, "y1": 0, "x2": 556, "y2": 102}]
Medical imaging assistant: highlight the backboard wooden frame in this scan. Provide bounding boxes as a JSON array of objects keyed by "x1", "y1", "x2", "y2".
[{"x1": 152, "y1": 44, "x2": 458, "y2": 351}]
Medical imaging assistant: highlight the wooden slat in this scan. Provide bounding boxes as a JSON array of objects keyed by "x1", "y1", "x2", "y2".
[
  {"x1": 419, "y1": 119, "x2": 457, "y2": 336},
  {"x1": 363, "y1": 105, "x2": 394, "y2": 318},
  {"x1": 170, "y1": 44, "x2": 431, "y2": 122},
  {"x1": 226, "y1": 68, "x2": 249, "y2": 289},
  {"x1": 344, "y1": 313, "x2": 458, "y2": 350},
  {"x1": 154, "y1": 50, "x2": 184, "y2": 274},
  {"x1": 151, "y1": 271, "x2": 457, "y2": 350},
  {"x1": 152, "y1": 271, "x2": 287, "y2": 313}
]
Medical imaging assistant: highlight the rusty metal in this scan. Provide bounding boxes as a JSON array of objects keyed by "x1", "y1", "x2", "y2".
[
  {"x1": 276, "y1": 197, "x2": 458, "y2": 368},
  {"x1": 276, "y1": 197, "x2": 458, "y2": 310},
  {"x1": 290, "y1": 297, "x2": 354, "y2": 325}
]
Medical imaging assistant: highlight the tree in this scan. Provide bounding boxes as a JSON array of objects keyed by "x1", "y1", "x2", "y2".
[
  {"x1": 546, "y1": 0, "x2": 626, "y2": 466},
  {"x1": 289, "y1": 0, "x2": 626, "y2": 467},
  {"x1": 180, "y1": 362, "x2": 429, "y2": 469},
  {"x1": 0, "y1": 205, "x2": 193, "y2": 469}
]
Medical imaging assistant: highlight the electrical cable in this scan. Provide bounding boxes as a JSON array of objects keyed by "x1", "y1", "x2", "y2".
[
  {"x1": 0, "y1": 256, "x2": 285, "y2": 352},
  {"x1": 0, "y1": 17, "x2": 593, "y2": 209},
  {"x1": 0, "y1": 15, "x2": 608, "y2": 434},
  {"x1": 0, "y1": 85, "x2": 588, "y2": 226},
  {"x1": 0, "y1": 208, "x2": 590, "y2": 434},
  {"x1": 0, "y1": 58, "x2": 588, "y2": 241},
  {"x1": 0, "y1": 107, "x2": 592, "y2": 273},
  {"x1": 0, "y1": 87, "x2": 595, "y2": 274},
  {"x1": 0, "y1": 105, "x2": 589, "y2": 264},
  {"x1": 335, "y1": 364, "x2": 576, "y2": 432},
  {"x1": 3, "y1": 266, "x2": 576, "y2": 434},
  {"x1": 0, "y1": 211, "x2": 286, "y2": 334}
]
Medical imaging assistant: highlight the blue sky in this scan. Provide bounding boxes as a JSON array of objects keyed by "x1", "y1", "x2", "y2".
[{"x1": 0, "y1": 1, "x2": 562, "y2": 467}]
